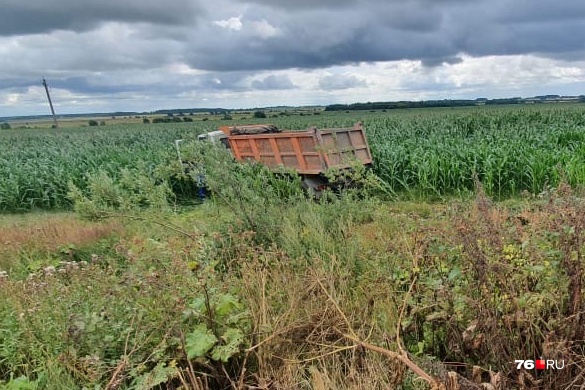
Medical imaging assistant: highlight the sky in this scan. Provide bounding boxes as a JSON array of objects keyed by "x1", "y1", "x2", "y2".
[{"x1": 1, "y1": 0, "x2": 585, "y2": 117}]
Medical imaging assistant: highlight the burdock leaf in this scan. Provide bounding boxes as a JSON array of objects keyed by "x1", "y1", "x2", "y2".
[
  {"x1": 211, "y1": 328, "x2": 244, "y2": 362},
  {"x1": 185, "y1": 324, "x2": 218, "y2": 359}
]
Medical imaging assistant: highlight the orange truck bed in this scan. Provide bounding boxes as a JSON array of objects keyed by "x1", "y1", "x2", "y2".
[{"x1": 219, "y1": 122, "x2": 372, "y2": 175}]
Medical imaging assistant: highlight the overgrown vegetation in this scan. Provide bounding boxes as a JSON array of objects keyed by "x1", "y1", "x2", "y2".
[{"x1": 1, "y1": 105, "x2": 585, "y2": 389}]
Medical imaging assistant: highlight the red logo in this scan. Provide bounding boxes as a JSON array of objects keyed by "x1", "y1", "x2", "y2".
[{"x1": 535, "y1": 359, "x2": 546, "y2": 370}]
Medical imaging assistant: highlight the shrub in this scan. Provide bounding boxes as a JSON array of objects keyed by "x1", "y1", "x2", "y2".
[
  {"x1": 253, "y1": 111, "x2": 266, "y2": 119},
  {"x1": 88, "y1": 120, "x2": 98, "y2": 126},
  {"x1": 67, "y1": 164, "x2": 172, "y2": 219},
  {"x1": 0, "y1": 122, "x2": 11, "y2": 130}
]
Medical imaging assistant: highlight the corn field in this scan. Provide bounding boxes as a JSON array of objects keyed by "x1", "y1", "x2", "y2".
[
  {"x1": 365, "y1": 106, "x2": 585, "y2": 198},
  {"x1": 0, "y1": 125, "x2": 197, "y2": 211},
  {"x1": 2, "y1": 105, "x2": 585, "y2": 212}
]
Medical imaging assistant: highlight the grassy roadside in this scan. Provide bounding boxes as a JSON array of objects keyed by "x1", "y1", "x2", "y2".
[{"x1": 1, "y1": 187, "x2": 583, "y2": 389}]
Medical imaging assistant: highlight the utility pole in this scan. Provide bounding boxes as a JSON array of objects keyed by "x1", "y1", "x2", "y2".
[{"x1": 42, "y1": 77, "x2": 59, "y2": 128}]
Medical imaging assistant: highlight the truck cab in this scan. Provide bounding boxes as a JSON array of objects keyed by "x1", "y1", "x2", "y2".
[{"x1": 197, "y1": 130, "x2": 230, "y2": 148}]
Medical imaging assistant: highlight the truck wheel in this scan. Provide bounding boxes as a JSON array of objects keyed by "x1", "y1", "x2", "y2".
[{"x1": 301, "y1": 175, "x2": 328, "y2": 200}]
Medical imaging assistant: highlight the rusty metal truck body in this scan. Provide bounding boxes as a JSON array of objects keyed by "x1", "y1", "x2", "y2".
[{"x1": 212, "y1": 122, "x2": 372, "y2": 191}]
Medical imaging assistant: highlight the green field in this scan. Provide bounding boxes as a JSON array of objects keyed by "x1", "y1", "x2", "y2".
[
  {"x1": 3, "y1": 104, "x2": 585, "y2": 212},
  {"x1": 1, "y1": 105, "x2": 584, "y2": 389}
]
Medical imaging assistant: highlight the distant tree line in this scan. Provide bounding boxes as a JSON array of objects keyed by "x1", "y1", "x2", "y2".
[
  {"x1": 151, "y1": 116, "x2": 194, "y2": 124},
  {"x1": 154, "y1": 108, "x2": 230, "y2": 116},
  {"x1": 325, "y1": 96, "x2": 585, "y2": 111},
  {"x1": 325, "y1": 99, "x2": 513, "y2": 111}
]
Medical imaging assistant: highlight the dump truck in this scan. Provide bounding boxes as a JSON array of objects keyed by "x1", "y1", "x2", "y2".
[{"x1": 196, "y1": 122, "x2": 372, "y2": 193}]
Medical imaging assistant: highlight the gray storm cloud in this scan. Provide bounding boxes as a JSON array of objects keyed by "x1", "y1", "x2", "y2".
[
  {"x1": 3, "y1": 0, "x2": 584, "y2": 68},
  {"x1": 176, "y1": 0, "x2": 585, "y2": 73},
  {"x1": 0, "y1": 0, "x2": 201, "y2": 35}
]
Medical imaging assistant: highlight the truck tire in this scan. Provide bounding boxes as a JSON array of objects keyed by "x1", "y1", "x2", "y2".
[{"x1": 300, "y1": 175, "x2": 328, "y2": 200}]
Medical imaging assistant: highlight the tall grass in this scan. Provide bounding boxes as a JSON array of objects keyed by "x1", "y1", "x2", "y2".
[{"x1": 2, "y1": 174, "x2": 584, "y2": 388}]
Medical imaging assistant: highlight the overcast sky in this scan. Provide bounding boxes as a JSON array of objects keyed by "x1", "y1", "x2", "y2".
[{"x1": 1, "y1": 0, "x2": 585, "y2": 117}]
